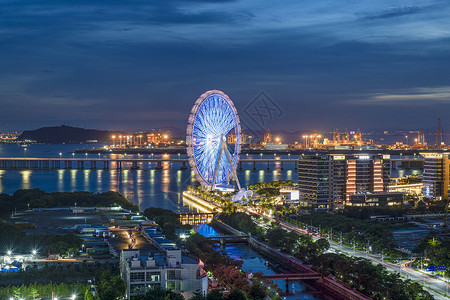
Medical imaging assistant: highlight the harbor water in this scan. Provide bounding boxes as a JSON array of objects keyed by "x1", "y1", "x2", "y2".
[{"x1": 0, "y1": 144, "x2": 421, "y2": 212}]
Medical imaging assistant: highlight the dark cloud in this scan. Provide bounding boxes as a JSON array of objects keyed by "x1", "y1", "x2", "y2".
[
  {"x1": 362, "y1": 6, "x2": 421, "y2": 20},
  {"x1": 0, "y1": 0, "x2": 450, "y2": 132}
]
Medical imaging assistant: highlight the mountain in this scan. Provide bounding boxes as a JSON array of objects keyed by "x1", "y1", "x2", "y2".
[{"x1": 18, "y1": 125, "x2": 121, "y2": 144}]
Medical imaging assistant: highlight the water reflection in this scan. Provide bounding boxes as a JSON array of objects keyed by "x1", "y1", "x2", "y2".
[
  {"x1": 20, "y1": 170, "x2": 31, "y2": 189},
  {"x1": 0, "y1": 145, "x2": 421, "y2": 213},
  {"x1": 83, "y1": 170, "x2": 90, "y2": 190},
  {"x1": 0, "y1": 166, "x2": 299, "y2": 212},
  {"x1": 0, "y1": 170, "x2": 4, "y2": 193},
  {"x1": 58, "y1": 170, "x2": 64, "y2": 190},
  {"x1": 70, "y1": 170, "x2": 77, "y2": 190}
]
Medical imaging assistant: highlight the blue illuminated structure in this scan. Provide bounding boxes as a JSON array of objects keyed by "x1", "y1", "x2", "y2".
[{"x1": 186, "y1": 90, "x2": 241, "y2": 190}]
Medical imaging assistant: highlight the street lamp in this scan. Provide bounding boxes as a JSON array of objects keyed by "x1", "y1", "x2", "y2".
[
  {"x1": 112, "y1": 135, "x2": 116, "y2": 147},
  {"x1": 7, "y1": 250, "x2": 11, "y2": 256},
  {"x1": 59, "y1": 152, "x2": 62, "y2": 158}
]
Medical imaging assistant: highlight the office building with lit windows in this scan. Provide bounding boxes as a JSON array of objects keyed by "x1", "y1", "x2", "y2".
[
  {"x1": 421, "y1": 152, "x2": 450, "y2": 199},
  {"x1": 298, "y1": 153, "x2": 391, "y2": 210}
]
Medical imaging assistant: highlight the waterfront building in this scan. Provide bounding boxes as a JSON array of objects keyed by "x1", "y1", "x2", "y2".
[
  {"x1": 421, "y1": 152, "x2": 450, "y2": 199},
  {"x1": 298, "y1": 153, "x2": 391, "y2": 210},
  {"x1": 120, "y1": 228, "x2": 207, "y2": 299}
]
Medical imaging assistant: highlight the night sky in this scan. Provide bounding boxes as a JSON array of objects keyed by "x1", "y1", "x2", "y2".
[{"x1": 1, "y1": 0, "x2": 449, "y2": 132}]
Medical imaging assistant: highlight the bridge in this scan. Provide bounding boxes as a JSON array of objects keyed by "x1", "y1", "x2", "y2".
[
  {"x1": 0, "y1": 157, "x2": 299, "y2": 171},
  {"x1": 262, "y1": 273, "x2": 320, "y2": 280},
  {"x1": 0, "y1": 156, "x2": 426, "y2": 171},
  {"x1": 204, "y1": 235, "x2": 249, "y2": 244}
]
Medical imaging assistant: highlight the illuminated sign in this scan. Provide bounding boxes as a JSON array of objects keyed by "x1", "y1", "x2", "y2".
[
  {"x1": 359, "y1": 155, "x2": 370, "y2": 160},
  {"x1": 382, "y1": 155, "x2": 390, "y2": 160}
]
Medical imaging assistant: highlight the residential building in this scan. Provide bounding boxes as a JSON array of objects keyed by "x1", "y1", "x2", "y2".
[{"x1": 120, "y1": 228, "x2": 207, "y2": 299}]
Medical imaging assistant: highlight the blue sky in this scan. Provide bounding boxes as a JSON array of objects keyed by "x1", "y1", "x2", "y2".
[{"x1": 1, "y1": 0, "x2": 449, "y2": 132}]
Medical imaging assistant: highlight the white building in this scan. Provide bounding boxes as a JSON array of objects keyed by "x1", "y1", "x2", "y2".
[
  {"x1": 120, "y1": 248, "x2": 207, "y2": 299},
  {"x1": 279, "y1": 187, "x2": 300, "y2": 205}
]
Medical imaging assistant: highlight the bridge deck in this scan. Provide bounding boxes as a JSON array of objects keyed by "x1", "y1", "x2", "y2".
[{"x1": 262, "y1": 273, "x2": 320, "y2": 280}]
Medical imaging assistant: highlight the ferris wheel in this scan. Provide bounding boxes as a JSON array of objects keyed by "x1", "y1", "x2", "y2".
[{"x1": 186, "y1": 90, "x2": 241, "y2": 190}]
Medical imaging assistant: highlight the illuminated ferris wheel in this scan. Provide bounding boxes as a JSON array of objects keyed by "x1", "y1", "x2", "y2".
[{"x1": 186, "y1": 90, "x2": 241, "y2": 190}]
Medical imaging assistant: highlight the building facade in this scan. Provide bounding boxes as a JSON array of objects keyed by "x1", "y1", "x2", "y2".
[
  {"x1": 120, "y1": 249, "x2": 207, "y2": 299},
  {"x1": 421, "y1": 152, "x2": 450, "y2": 199},
  {"x1": 298, "y1": 153, "x2": 391, "y2": 210},
  {"x1": 298, "y1": 154, "x2": 333, "y2": 209}
]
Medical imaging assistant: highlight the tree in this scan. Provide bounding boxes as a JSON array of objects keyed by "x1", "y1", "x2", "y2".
[
  {"x1": 226, "y1": 289, "x2": 246, "y2": 300},
  {"x1": 189, "y1": 290, "x2": 206, "y2": 300},
  {"x1": 316, "y1": 238, "x2": 330, "y2": 253},
  {"x1": 136, "y1": 286, "x2": 185, "y2": 300},
  {"x1": 96, "y1": 271, "x2": 126, "y2": 300},
  {"x1": 206, "y1": 289, "x2": 223, "y2": 300},
  {"x1": 29, "y1": 287, "x2": 39, "y2": 299},
  {"x1": 84, "y1": 288, "x2": 95, "y2": 300},
  {"x1": 248, "y1": 282, "x2": 266, "y2": 300}
]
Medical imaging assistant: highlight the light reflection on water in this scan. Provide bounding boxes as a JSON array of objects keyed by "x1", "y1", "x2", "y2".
[
  {"x1": 0, "y1": 167, "x2": 294, "y2": 212},
  {"x1": 0, "y1": 170, "x2": 4, "y2": 193},
  {"x1": 0, "y1": 144, "x2": 422, "y2": 212},
  {"x1": 20, "y1": 170, "x2": 31, "y2": 190}
]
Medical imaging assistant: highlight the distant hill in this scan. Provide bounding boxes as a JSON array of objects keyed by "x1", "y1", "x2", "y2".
[{"x1": 18, "y1": 125, "x2": 121, "y2": 144}]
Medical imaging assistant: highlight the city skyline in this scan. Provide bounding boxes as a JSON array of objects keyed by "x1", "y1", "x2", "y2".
[{"x1": 1, "y1": 0, "x2": 450, "y2": 131}]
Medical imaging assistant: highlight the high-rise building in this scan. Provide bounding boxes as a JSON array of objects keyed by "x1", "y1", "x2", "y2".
[
  {"x1": 298, "y1": 153, "x2": 391, "y2": 210},
  {"x1": 298, "y1": 154, "x2": 333, "y2": 210},
  {"x1": 421, "y1": 152, "x2": 450, "y2": 199}
]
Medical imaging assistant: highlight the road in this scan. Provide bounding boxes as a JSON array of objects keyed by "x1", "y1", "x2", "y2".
[{"x1": 248, "y1": 209, "x2": 449, "y2": 300}]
